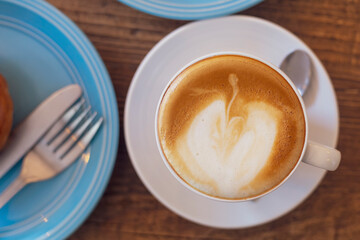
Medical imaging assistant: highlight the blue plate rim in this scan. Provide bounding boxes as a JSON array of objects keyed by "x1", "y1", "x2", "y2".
[
  {"x1": 0, "y1": 0, "x2": 119, "y2": 239},
  {"x1": 117, "y1": 0, "x2": 263, "y2": 20}
]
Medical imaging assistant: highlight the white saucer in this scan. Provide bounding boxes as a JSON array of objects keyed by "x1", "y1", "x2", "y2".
[{"x1": 124, "y1": 16, "x2": 339, "y2": 228}]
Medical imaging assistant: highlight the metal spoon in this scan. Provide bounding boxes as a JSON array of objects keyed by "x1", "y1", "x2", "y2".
[{"x1": 280, "y1": 50, "x2": 312, "y2": 96}]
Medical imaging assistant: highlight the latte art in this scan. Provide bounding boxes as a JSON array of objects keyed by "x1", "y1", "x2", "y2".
[
  {"x1": 177, "y1": 74, "x2": 281, "y2": 198},
  {"x1": 158, "y1": 55, "x2": 305, "y2": 200}
]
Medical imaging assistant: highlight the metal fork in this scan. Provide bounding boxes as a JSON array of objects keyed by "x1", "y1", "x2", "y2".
[{"x1": 0, "y1": 100, "x2": 103, "y2": 208}]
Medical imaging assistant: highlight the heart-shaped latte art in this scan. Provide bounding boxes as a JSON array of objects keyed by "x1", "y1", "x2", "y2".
[{"x1": 175, "y1": 74, "x2": 280, "y2": 198}]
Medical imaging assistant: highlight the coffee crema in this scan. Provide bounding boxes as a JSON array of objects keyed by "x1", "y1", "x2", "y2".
[{"x1": 157, "y1": 55, "x2": 306, "y2": 200}]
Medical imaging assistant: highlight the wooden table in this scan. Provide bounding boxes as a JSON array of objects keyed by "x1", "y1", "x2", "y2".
[{"x1": 47, "y1": 0, "x2": 360, "y2": 239}]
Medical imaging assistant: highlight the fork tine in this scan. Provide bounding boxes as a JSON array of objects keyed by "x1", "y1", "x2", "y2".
[
  {"x1": 56, "y1": 112, "x2": 97, "y2": 157},
  {"x1": 61, "y1": 117, "x2": 103, "y2": 165},
  {"x1": 43, "y1": 98, "x2": 85, "y2": 143},
  {"x1": 49, "y1": 106, "x2": 91, "y2": 150}
]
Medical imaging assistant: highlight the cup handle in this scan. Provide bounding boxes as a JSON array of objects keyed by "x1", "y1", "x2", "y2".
[{"x1": 302, "y1": 140, "x2": 341, "y2": 171}]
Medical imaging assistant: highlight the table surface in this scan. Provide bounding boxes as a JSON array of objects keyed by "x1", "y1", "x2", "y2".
[{"x1": 45, "y1": 0, "x2": 360, "y2": 239}]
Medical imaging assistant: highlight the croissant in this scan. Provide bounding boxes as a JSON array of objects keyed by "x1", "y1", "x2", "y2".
[{"x1": 0, "y1": 74, "x2": 13, "y2": 150}]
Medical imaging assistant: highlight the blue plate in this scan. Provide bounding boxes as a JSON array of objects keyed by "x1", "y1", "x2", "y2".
[
  {"x1": 0, "y1": 0, "x2": 119, "y2": 239},
  {"x1": 118, "y1": 0, "x2": 263, "y2": 20}
]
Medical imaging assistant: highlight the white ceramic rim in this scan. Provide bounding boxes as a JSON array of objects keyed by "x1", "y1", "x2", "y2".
[{"x1": 154, "y1": 51, "x2": 309, "y2": 202}]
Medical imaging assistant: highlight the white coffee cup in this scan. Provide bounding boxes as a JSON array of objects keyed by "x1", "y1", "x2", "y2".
[{"x1": 155, "y1": 52, "x2": 341, "y2": 202}]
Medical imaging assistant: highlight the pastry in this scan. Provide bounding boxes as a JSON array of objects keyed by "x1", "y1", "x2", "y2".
[{"x1": 0, "y1": 74, "x2": 13, "y2": 150}]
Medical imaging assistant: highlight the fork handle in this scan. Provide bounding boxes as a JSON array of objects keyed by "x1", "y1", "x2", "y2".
[{"x1": 0, "y1": 176, "x2": 27, "y2": 209}]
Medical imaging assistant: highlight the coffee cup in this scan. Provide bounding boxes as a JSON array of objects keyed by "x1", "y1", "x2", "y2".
[{"x1": 155, "y1": 52, "x2": 341, "y2": 202}]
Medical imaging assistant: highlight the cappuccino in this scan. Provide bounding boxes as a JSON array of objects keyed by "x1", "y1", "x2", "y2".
[{"x1": 157, "y1": 55, "x2": 306, "y2": 200}]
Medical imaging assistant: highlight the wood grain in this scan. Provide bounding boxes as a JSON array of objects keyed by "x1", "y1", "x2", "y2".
[{"x1": 45, "y1": 0, "x2": 360, "y2": 239}]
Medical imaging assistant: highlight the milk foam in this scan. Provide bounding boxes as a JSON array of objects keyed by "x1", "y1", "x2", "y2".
[{"x1": 175, "y1": 75, "x2": 280, "y2": 198}]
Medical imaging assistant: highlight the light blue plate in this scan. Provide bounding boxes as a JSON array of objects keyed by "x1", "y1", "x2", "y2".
[
  {"x1": 0, "y1": 0, "x2": 119, "y2": 239},
  {"x1": 118, "y1": 0, "x2": 263, "y2": 20}
]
